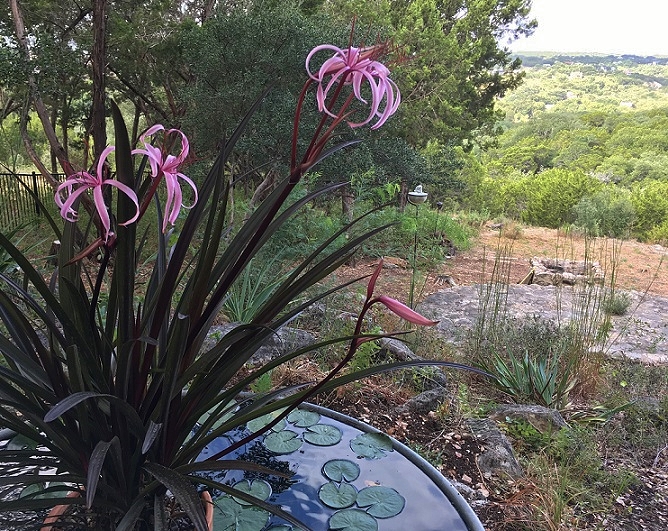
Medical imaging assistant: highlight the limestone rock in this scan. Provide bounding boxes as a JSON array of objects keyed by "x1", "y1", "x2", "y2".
[
  {"x1": 466, "y1": 418, "x2": 524, "y2": 479},
  {"x1": 490, "y1": 404, "x2": 567, "y2": 433},
  {"x1": 395, "y1": 389, "x2": 447, "y2": 415},
  {"x1": 203, "y1": 324, "x2": 316, "y2": 364}
]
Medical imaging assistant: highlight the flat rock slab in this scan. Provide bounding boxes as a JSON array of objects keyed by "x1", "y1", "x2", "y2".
[{"x1": 419, "y1": 284, "x2": 668, "y2": 365}]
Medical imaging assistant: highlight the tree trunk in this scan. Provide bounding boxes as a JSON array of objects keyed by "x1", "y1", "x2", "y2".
[
  {"x1": 19, "y1": 100, "x2": 54, "y2": 185},
  {"x1": 246, "y1": 170, "x2": 277, "y2": 215},
  {"x1": 341, "y1": 185, "x2": 354, "y2": 224},
  {"x1": 10, "y1": 0, "x2": 74, "y2": 179},
  {"x1": 398, "y1": 178, "x2": 409, "y2": 212},
  {"x1": 91, "y1": 0, "x2": 107, "y2": 161}
]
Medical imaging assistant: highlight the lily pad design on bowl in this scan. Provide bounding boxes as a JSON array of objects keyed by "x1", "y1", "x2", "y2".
[
  {"x1": 261, "y1": 412, "x2": 342, "y2": 454},
  {"x1": 231, "y1": 479, "x2": 272, "y2": 506},
  {"x1": 322, "y1": 459, "x2": 360, "y2": 483},
  {"x1": 317, "y1": 459, "x2": 405, "y2": 524},
  {"x1": 356, "y1": 486, "x2": 405, "y2": 518},
  {"x1": 246, "y1": 410, "x2": 288, "y2": 434},
  {"x1": 211, "y1": 495, "x2": 270, "y2": 531},
  {"x1": 263, "y1": 430, "x2": 302, "y2": 455},
  {"x1": 318, "y1": 481, "x2": 358, "y2": 509},
  {"x1": 328, "y1": 508, "x2": 378, "y2": 531},
  {"x1": 286, "y1": 409, "x2": 320, "y2": 427},
  {"x1": 303, "y1": 423, "x2": 342, "y2": 446},
  {"x1": 349, "y1": 432, "x2": 394, "y2": 459}
]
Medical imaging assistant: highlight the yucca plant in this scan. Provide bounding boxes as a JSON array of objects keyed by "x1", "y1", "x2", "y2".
[{"x1": 0, "y1": 42, "x2": 478, "y2": 530}]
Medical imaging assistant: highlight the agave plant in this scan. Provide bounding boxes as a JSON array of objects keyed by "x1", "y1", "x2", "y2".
[{"x1": 0, "y1": 42, "x2": 471, "y2": 531}]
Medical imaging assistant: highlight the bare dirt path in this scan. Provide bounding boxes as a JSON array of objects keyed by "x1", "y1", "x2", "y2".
[
  {"x1": 446, "y1": 226, "x2": 668, "y2": 296},
  {"x1": 338, "y1": 225, "x2": 668, "y2": 304}
]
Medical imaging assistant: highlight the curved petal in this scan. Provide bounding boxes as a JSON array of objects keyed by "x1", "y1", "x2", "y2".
[
  {"x1": 56, "y1": 185, "x2": 90, "y2": 221},
  {"x1": 306, "y1": 45, "x2": 344, "y2": 79},
  {"x1": 168, "y1": 128, "x2": 189, "y2": 165},
  {"x1": 133, "y1": 143, "x2": 164, "y2": 178},
  {"x1": 96, "y1": 146, "x2": 115, "y2": 183},
  {"x1": 374, "y1": 295, "x2": 439, "y2": 326},
  {"x1": 139, "y1": 124, "x2": 165, "y2": 144},
  {"x1": 306, "y1": 42, "x2": 401, "y2": 130},
  {"x1": 176, "y1": 172, "x2": 198, "y2": 209},
  {"x1": 104, "y1": 179, "x2": 140, "y2": 226},
  {"x1": 93, "y1": 185, "x2": 111, "y2": 239}
]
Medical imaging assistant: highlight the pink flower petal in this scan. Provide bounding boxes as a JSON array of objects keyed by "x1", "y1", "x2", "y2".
[
  {"x1": 375, "y1": 295, "x2": 439, "y2": 326},
  {"x1": 54, "y1": 147, "x2": 139, "y2": 241}
]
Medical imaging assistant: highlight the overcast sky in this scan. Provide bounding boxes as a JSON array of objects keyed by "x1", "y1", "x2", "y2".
[{"x1": 509, "y1": 0, "x2": 668, "y2": 56}]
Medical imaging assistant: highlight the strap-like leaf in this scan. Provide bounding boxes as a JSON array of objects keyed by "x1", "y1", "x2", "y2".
[
  {"x1": 142, "y1": 421, "x2": 163, "y2": 455},
  {"x1": 143, "y1": 462, "x2": 208, "y2": 531},
  {"x1": 87, "y1": 437, "x2": 119, "y2": 507}
]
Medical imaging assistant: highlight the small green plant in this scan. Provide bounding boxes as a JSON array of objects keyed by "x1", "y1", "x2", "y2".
[
  {"x1": 471, "y1": 317, "x2": 580, "y2": 409},
  {"x1": 481, "y1": 350, "x2": 577, "y2": 409},
  {"x1": 601, "y1": 290, "x2": 632, "y2": 316},
  {"x1": 249, "y1": 370, "x2": 273, "y2": 394},
  {"x1": 501, "y1": 418, "x2": 551, "y2": 452},
  {"x1": 0, "y1": 221, "x2": 43, "y2": 276},
  {"x1": 223, "y1": 253, "x2": 289, "y2": 322},
  {"x1": 349, "y1": 332, "x2": 381, "y2": 373}
]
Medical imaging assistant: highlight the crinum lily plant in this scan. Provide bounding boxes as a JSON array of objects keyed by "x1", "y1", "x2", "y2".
[{"x1": 0, "y1": 42, "x2": 467, "y2": 530}]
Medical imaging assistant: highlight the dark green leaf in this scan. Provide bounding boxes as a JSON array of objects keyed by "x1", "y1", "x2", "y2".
[
  {"x1": 144, "y1": 463, "x2": 208, "y2": 531},
  {"x1": 328, "y1": 509, "x2": 378, "y2": 531},
  {"x1": 356, "y1": 486, "x2": 405, "y2": 518},
  {"x1": 322, "y1": 460, "x2": 360, "y2": 483},
  {"x1": 318, "y1": 482, "x2": 357, "y2": 509}
]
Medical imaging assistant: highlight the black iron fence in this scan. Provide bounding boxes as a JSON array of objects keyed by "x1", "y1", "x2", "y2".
[{"x1": 0, "y1": 172, "x2": 64, "y2": 230}]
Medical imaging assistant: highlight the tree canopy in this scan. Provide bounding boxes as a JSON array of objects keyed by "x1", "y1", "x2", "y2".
[{"x1": 1, "y1": 0, "x2": 536, "y2": 204}]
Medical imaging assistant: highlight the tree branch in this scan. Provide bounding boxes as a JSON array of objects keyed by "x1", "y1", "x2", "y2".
[{"x1": 9, "y1": 0, "x2": 74, "y2": 178}]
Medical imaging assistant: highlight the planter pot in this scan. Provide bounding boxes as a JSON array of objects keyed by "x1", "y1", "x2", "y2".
[
  {"x1": 41, "y1": 490, "x2": 214, "y2": 531},
  {"x1": 198, "y1": 404, "x2": 485, "y2": 531}
]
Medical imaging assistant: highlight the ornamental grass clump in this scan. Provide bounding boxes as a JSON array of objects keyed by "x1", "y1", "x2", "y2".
[{"x1": 0, "y1": 41, "x2": 477, "y2": 531}]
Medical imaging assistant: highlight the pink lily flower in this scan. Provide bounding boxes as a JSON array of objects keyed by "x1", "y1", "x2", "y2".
[
  {"x1": 133, "y1": 125, "x2": 198, "y2": 232},
  {"x1": 306, "y1": 44, "x2": 401, "y2": 130},
  {"x1": 55, "y1": 146, "x2": 139, "y2": 242}
]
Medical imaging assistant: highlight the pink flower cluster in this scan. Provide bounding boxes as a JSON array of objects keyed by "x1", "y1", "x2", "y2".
[
  {"x1": 55, "y1": 126, "x2": 196, "y2": 241},
  {"x1": 306, "y1": 44, "x2": 400, "y2": 130}
]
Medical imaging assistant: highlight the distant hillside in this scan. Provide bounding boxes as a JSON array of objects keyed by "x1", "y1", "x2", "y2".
[
  {"x1": 456, "y1": 53, "x2": 668, "y2": 242},
  {"x1": 499, "y1": 54, "x2": 668, "y2": 120},
  {"x1": 514, "y1": 53, "x2": 668, "y2": 68}
]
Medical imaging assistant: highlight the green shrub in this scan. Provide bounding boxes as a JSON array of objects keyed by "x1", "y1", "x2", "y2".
[
  {"x1": 522, "y1": 168, "x2": 603, "y2": 228},
  {"x1": 223, "y1": 253, "x2": 289, "y2": 322},
  {"x1": 573, "y1": 187, "x2": 635, "y2": 238},
  {"x1": 356, "y1": 203, "x2": 471, "y2": 265},
  {"x1": 472, "y1": 173, "x2": 532, "y2": 219},
  {"x1": 631, "y1": 179, "x2": 668, "y2": 240}
]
